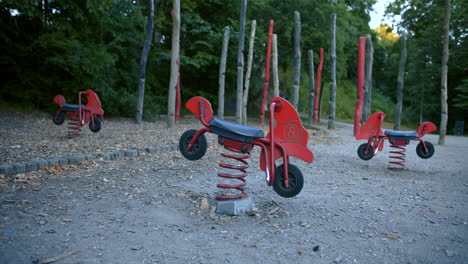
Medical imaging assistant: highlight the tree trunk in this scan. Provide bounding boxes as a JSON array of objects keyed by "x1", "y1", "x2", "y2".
[
  {"x1": 242, "y1": 20, "x2": 256, "y2": 125},
  {"x1": 354, "y1": 37, "x2": 366, "y2": 136},
  {"x1": 272, "y1": 34, "x2": 279, "y2": 98},
  {"x1": 439, "y1": 0, "x2": 451, "y2": 145},
  {"x1": 363, "y1": 34, "x2": 373, "y2": 122},
  {"x1": 167, "y1": 0, "x2": 180, "y2": 128},
  {"x1": 394, "y1": 35, "x2": 406, "y2": 131},
  {"x1": 292, "y1": 11, "x2": 301, "y2": 109},
  {"x1": 314, "y1": 48, "x2": 324, "y2": 124},
  {"x1": 236, "y1": 0, "x2": 247, "y2": 124},
  {"x1": 218, "y1": 26, "x2": 230, "y2": 120},
  {"x1": 260, "y1": 20, "x2": 274, "y2": 124},
  {"x1": 136, "y1": 0, "x2": 154, "y2": 124},
  {"x1": 328, "y1": 13, "x2": 337, "y2": 129},
  {"x1": 308, "y1": 50, "x2": 315, "y2": 126}
]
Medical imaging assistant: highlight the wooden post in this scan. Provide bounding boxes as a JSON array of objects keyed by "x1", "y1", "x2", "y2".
[
  {"x1": 394, "y1": 35, "x2": 406, "y2": 131},
  {"x1": 328, "y1": 13, "x2": 337, "y2": 129},
  {"x1": 363, "y1": 34, "x2": 373, "y2": 122},
  {"x1": 308, "y1": 50, "x2": 315, "y2": 125},
  {"x1": 439, "y1": 0, "x2": 451, "y2": 145},
  {"x1": 242, "y1": 20, "x2": 257, "y2": 125},
  {"x1": 218, "y1": 26, "x2": 230, "y2": 119},
  {"x1": 354, "y1": 37, "x2": 366, "y2": 136},
  {"x1": 313, "y1": 48, "x2": 324, "y2": 124},
  {"x1": 292, "y1": 11, "x2": 301, "y2": 109},
  {"x1": 236, "y1": 0, "x2": 247, "y2": 124},
  {"x1": 260, "y1": 20, "x2": 274, "y2": 124},
  {"x1": 136, "y1": 0, "x2": 154, "y2": 124},
  {"x1": 272, "y1": 34, "x2": 279, "y2": 98},
  {"x1": 167, "y1": 0, "x2": 180, "y2": 128}
]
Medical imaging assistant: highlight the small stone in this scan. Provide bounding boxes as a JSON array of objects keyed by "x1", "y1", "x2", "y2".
[
  {"x1": 130, "y1": 245, "x2": 143, "y2": 251},
  {"x1": 39, "y1": 221, "x2": 46, "y2": 225},
  {"x1": 334, "y1": 255, "x2": 343, "y2": 263},
  {"x1": 46, "y1": 229, "x2": 56, "y2": 233},
  {"x1": 313, "y1": 245, "x2": 320, "y2": 252},
  {"x1": 445, "y1": 249, "x2": 456, "y2": 257},
  {"x1": 200, "y1": 198, "x2": 209, "y2": 210}
]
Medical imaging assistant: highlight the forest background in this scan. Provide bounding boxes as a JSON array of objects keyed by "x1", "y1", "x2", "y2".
[{"x1": 0, "y1": 0, "x2": 466, "y2": 132}]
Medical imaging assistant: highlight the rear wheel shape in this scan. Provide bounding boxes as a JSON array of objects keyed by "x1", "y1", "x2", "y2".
[
  {"x1": 357, "y1": 143, "x2": 374, "y2": 160},
  {"x1": 52, "y1": 110, "x2": 65, "y2": 125},
  {"x1": 89, "y1": 117, "x2": 102, "y2": 132},
  {"x1": 416, "y1": 141, "x2": 434, "y2": 159},
  {"x1": 179, "y1": 129, "x2": 207, "y2": 161},
  {"x1": 273, "y1": 164, "x2": 304, "y2": 198}
]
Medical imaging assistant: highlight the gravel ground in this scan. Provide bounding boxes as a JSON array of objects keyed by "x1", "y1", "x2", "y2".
[{"x1": 0, "y1": 111, "x2": 467, "y2": 264}]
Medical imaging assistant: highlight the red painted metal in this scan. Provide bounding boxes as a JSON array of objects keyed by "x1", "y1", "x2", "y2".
[
  {"x1": 53, "y1": 89, "x2": 104, "y2": 138},
  {"x1": 313, "y1": 48, "x2": 324, "y2": 124},
  {"x1": 260, "y1": 20, "x2": 274, "y2": 124},
  {"x1": 216, "y1": 142, "x2": 250, "y2": 200},
  {"x1": 181, "y1": 95, "x2": 313, "y2": 198},
  {"x1": 356, "y1": 111, "x2": 437, "y2": 169},
  {"x1": 354, "y1": 37, "x2": 366, "y2": 136}
]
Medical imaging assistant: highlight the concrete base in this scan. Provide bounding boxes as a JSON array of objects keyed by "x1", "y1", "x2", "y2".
[{"x1": 216, "y1": 196, "x2": 255, "y2": 216}]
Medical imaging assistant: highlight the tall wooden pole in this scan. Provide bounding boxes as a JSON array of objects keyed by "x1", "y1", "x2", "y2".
[
  {"x1": 167, "y1": 0, "x2": 179, "y2": 128},
  {"x1": 439, "y1": 0, "x2": 451, "y2": 145},
  {"x1": 328, "y1": 13, "x2": 337, "y2": 129},
  {"x1": 363, "y1": 34, "x2": 373, "y2": 122},
  {"x1": 354, "y1": 37, "x2": 366, "y2": 136},
  {"x1": 313, "y1": 48, "x2": 324, "y2": 124},
  {"x1": 272, "y1": 34, "x2": 279, "y2": 98},
  {"x1": 260, "y1": 20, "x2": 274, "y2": 124},
  {"x1": 308, "y1": 50, "x2": 315, "y2": 126},
  {"x1": 394, "y1": 35, "x2": 406, "y2": 131},
  {"x1": 236, "y1": 0, "x2": 247, "y2": 124},
  {"x1": 136, "y1": 0, "x2": 154, "y2": 124},
  {"x1": 292, "y1": 11, "x2": 301, "y2": 109},
  {"x1": 242, "y1": 20, "x2": 257, "y2": 125},
  {"x1": 218, "y1": 26, "x2": 230, "y2": 119}
]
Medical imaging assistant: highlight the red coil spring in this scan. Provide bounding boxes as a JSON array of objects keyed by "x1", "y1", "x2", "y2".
[
  {"x1": 216, "y1": 147, "x2": 250, "y2": 200},
  {"x1": 67, "y1": 113, "x2": 82, "y2": 138},
  {"x1": 388, "y1": 144, "x2": 407, "y2": 170}
]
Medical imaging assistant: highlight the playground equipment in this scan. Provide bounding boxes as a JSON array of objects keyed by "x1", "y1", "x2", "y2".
[
  {"x1": 52, "y1": 89, "x2": 104, "y2": 138},
  {"x1": 179, "y1": 96, "x2": 313, "y2": 204},
  {"x1": 356, "y1": 112, "x2": 437, "y2": 169}
]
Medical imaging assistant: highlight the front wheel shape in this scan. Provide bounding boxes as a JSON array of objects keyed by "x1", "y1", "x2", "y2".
[
  {"x1": 52, "y1": 110, "x2": 65, "y2": 125},
  {"x1": 179, "y1": 129, "x2": 207, "y2": 161},
  {"x1": 416, "y1": 141, "x2": 434, "y2": 159},
  {"x1": 273, "y1": 164, "x2": 304, "y2": 198},
  {"x1": 357, "y1": 143, "x2": 374, "y2": 160},
  {"x1": 89, "y1": 116, "x2": 102, "y2": 132}
]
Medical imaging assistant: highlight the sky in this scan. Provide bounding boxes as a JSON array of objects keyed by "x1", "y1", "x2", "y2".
[{"x1": 369, "y1": 0, "x2": 401, "y2": 30}]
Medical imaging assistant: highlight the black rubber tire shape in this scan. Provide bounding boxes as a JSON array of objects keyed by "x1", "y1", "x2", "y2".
[
  {"x1": 179, "y1": 129, "x2": 207, "y2": 161},
  {"x1": 357, "y1": 143, "x2": 374, "y2": 160},
  {"x1": 52, "y1": 110, "x2": 65, "y2": 125},
  {"x1": 416, "y1": 141, "x2": 435, "y2": 159},
  {"x1": 89, "y1": 117, "x2": 102, "y2": 133},
  {"x1": 273, "y1": 164, "x2": 304, "y2": 198}
]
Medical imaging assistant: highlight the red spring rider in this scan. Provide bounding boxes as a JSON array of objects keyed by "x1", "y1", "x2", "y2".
[
  {"x1": 52, "y1": 89, "x2": 104, "y2": 138},
  {"x1": 356, "y1": 112, "x2": 437, "y2": 169},
  {"x1": 179, "y1": 96, "x2": 313, "y2": 199}
]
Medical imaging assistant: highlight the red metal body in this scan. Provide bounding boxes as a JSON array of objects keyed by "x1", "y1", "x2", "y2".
[
  {"x1": 53, "y1": 89, "x2": 104, "y2": 138},
  {"x1": 356, "y1": 112, "x2": 437, "y2": 169},
  {"x1": 354, "y1": 37, "x2": 366, "y2": 136},
  {"x1": 260, "y1": 20, "x2": 274, "y2": 124},
  {"x1": 313, "y1": 48, "x2": 324, "y2": 124},
  {"x1": 183, "y1": 96, "x2": 313, "y2": 199}
]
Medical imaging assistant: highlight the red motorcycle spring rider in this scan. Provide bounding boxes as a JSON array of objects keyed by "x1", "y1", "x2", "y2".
[
  {"x1": 179, "y1": 96, "x2": 313, "y2": 206},
  {"x1": 52, "y1": 89, "x2": 104, "y2": 138}
]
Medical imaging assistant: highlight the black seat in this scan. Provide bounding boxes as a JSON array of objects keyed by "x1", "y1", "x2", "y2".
[
  {"x1": 384, "y1": 130, "x2": 418, "y2": 140},
  {"x1": 209, "y1": 117, "x2": 264, "y2": 143},
  {"x1": 63, "y1": 104, "x2": 86, "y2": 112}
]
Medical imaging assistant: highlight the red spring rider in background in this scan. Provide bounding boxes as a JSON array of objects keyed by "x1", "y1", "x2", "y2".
[
  {"x1": 52, "y1": 89, "x2": 104, "y2": 138},
  {"x1": 356, "y1": 112, "x2": 437, "y2": 169},
  {"x1": 179, "y1": 96, "x2": 313, "y2": 199}
]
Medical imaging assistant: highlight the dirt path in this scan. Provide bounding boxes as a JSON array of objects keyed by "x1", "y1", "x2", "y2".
[{"x1": 1, "y1": 121, "x2": 467, "y2": 264}]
